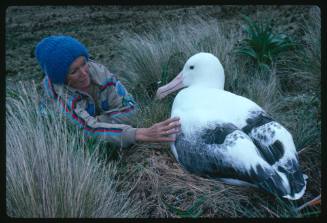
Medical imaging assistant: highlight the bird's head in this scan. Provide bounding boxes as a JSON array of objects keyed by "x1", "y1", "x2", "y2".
[{"x1": 156, "y1": 52, "x2": 225, "y2": 100}]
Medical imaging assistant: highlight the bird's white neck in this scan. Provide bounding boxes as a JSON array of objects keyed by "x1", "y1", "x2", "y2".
[{"x1": 193, "y1": 73, "x2": 225, "y2": 90}]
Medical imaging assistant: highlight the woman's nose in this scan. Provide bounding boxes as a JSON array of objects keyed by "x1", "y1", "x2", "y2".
[{"x1": 80, "y1": 66, "x2": 88, "y2": 77}]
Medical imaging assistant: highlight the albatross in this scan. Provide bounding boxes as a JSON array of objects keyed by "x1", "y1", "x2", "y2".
[{"x1": 156, "y1": 52, "x2": 307, "y2": 200}]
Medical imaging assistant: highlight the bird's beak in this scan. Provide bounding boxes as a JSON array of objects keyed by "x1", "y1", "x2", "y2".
[{"x1": 155, "y1": 72, "x2": 185, "y2": 100}]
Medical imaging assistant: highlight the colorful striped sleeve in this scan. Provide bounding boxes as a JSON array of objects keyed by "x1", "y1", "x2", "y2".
[{"x1": 97, "y1": 73, "x2": 138, "y2": 126}]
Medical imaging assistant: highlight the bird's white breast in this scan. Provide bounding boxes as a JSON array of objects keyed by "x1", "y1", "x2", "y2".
[{"x1": 171, "y1": 86, "x2": 262, "y2": 135}]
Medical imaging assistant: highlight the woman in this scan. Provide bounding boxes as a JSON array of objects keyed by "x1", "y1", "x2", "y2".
[{"x1": 35, "y1": 35, "x2": 180, "y2": 148}]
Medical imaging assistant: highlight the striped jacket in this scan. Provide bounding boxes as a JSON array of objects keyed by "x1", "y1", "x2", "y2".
[{"x1": 41, "y1": 60, "x2": 138, "y2": 148}]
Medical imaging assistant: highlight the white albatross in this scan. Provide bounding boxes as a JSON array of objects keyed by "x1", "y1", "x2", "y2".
[{"x1": 156, "y1": 52, "x2": 307, "y2": 200}]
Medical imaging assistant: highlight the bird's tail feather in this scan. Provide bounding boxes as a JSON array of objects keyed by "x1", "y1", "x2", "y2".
[
  {"x1": 257, "y1": 168, "x2": 307, "y2": 200},
  {"x1": 278, "y1": 168, "x2": 307, "y2": 200}
]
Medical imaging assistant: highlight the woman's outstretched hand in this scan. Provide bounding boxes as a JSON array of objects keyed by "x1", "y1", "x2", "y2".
[{"x1": 135, "y1": 117, "x2": 181, "y2": 143}]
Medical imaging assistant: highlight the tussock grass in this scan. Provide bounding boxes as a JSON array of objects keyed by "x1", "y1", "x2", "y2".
[
  {"x1": 6, "y1": 82, "x2": 140, "y2": 217},
  {"x1": 277, "y1": 6, "x2": 321, "y2": 95},
  {"x1": 273, "y1": 6, "x2": 321, "y2": 151},
  {"x1": 113, "y1": 17, "x2": 239, "y2": 101}
]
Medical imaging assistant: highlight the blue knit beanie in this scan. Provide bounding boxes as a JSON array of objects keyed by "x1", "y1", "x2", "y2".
[{"x1": 35, "y1": 35, "x2": 89, "y2": 84}]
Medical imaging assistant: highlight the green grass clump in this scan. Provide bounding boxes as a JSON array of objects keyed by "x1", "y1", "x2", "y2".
[{"x1": 234, "y1": 15, "x2": 297, "y2": 70}]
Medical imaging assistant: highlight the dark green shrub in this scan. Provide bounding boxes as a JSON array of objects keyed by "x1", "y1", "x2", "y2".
[{"x1": 235, "y1": 15, "x2": 297, "y2": 69}]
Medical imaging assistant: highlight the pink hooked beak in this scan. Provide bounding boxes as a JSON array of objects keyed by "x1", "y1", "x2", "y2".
[{"x1": 155, "y1": 72, "x2": 185, "y2": 100}]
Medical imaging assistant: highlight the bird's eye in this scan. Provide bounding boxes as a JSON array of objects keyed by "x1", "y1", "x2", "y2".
[{"x1": 190, "y1": 65, "x2": 194, "y2": 70}]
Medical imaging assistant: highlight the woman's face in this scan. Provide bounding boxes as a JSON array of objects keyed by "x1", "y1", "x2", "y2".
[{"x1": 66, "y1": 56, "x2": 90, "y2": 92}]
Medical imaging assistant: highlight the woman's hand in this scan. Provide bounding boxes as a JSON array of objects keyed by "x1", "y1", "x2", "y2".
[{"x1": 135, "y1": 117, "x2": 181, "y2": 143}]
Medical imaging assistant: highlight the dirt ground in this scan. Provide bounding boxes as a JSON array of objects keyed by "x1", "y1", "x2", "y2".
[{"x1": 5, "y1": 5, "x2": 312, "y2": 84}]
